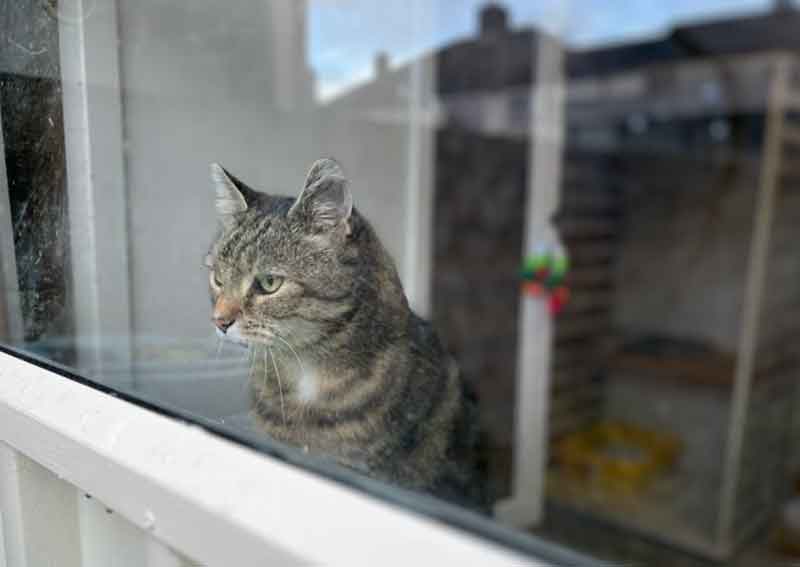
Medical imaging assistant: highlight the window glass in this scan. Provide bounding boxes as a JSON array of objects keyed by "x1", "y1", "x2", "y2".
[{"x1": 2, "y1": 0, "x2": 799, "y2": 562}]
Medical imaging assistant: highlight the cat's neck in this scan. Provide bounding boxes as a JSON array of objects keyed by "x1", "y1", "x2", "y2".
[{"x1": 250, "y1": 343, "x2": 348, "y2": 406}]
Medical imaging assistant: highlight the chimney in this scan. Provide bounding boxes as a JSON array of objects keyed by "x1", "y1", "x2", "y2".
[
  {"x1": 479, "y1": 3, "x2": 509, "y2": 37},
  {"x1": 374, "y1": 52, "x2": 390, "y2": 77}
]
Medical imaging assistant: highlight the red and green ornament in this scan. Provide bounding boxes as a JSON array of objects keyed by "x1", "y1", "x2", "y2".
[{"x1": 521, "y1": 247, "x2": 570, "y2": 315}]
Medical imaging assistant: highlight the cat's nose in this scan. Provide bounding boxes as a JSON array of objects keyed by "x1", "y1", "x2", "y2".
[
  {"x1": 213, "y1": 316, "x2": 235, "y2": 333},
  {"x1": 213, "y1": 296, "x2": 240, "y2": 333}
]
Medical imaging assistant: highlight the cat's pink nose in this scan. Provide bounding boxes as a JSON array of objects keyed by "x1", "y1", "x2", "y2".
[
  {"x1": 213, "y1": 296, "x2": 240, "y2": 333},
  {"x1": 213, "y1": 316, "x2": 235, "y2": 333}
]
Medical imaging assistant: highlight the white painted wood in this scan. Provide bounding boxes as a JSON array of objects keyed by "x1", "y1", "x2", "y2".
[
  {"x1": 0, "y1": 508, "x2": 7, "y2": 567},
  {"x1": 0, "y1": 351, "x2": 543, "y2": 567},
  {"x1": 717, "y1": 56, "x2": 791, "y2": 545},
  {"x1": 58, "y1": 0, "x2": 132, "y2": 383},
  {"x1": 496, "y1": 34, "x2": 565, "y2": 528},
  {"x1": 79, "y1": 493, "x2": 148, "y2": 567},
  {"x1": 2, "y1": 443, "x2": 193, "y2": 567},
  {"x1": 0, "y1": 108, "x2": 23, "y2": 343},
  {"x1": 0, "y1": 445, "x2": 25, "y2": 567},
  {"x1": 0, "y1": 444, "x2": 81, "y2": 567},
  {"x1": 146, "y1": 539, "x2": 193, "y2": 567}
]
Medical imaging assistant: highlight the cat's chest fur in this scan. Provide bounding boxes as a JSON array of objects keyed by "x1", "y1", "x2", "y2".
[
  {"x1": 294, "y1": 365, "x2": 320, "y2": 403},
  {"x1": 252, "y1": 352, "x2": 323, "y2": 407}
]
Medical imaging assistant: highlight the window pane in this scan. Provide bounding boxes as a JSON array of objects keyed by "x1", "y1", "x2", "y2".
[{"x1": 2, "y1": 0, "x2": 799, "y2": 563}]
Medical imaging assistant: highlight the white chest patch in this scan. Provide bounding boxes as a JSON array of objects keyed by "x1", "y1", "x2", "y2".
[{"x1": 296, "y1": 367, "x2": 320, "y2": 404}]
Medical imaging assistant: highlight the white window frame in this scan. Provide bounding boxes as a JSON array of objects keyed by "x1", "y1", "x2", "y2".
[{"x1": 0, "y1": 348, "x2": 600, "y2": 566}]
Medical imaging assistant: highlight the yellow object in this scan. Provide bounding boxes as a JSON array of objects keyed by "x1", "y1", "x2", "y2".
[{"x1": 554, "y1": 421, "x2": 681, "y2": 493}]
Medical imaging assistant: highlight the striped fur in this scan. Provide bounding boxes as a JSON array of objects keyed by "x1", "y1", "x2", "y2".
[{"x1": 207, "y1": 159, "x2": 486, "y2": 509}]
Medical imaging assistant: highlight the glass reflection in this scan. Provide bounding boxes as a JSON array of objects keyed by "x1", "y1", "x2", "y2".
[{"x1": 1, "y1": 0, "x2": 800, "y2": 564}]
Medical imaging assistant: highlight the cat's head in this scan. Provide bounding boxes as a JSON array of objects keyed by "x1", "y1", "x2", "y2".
[{"x1": 205, "y1": 158, "x2": 361, "y2": 350}]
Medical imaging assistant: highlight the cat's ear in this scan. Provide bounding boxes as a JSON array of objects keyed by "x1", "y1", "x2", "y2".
[
  {"x1": 210, "y1": 163, "x2": 254, "y2": 228},
  {"x1": 288, "y1": 158, "x2": 353, "y2": 235},
  {"x1": 302, "y1": 157, "x2": 344, "y2": 189}
]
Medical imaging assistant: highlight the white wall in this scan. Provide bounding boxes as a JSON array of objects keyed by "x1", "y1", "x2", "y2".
[{"x1": 119, "y1": 0, "x2": 309, "y2": 345}]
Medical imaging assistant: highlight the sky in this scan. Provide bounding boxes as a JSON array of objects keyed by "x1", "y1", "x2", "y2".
[{"x1": 308, "y1": 0, "x2": 778, "y2": 100}]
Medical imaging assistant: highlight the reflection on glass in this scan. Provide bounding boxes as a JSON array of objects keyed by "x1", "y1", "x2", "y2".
[{"x1": 2, "y1": 0, "x2": 800, "y2": 563}]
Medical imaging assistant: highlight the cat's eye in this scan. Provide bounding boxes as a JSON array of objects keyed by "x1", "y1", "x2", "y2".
[
  {"x1": 254, "y1": 274, "x2": 284, "y2": 295},
  {"x1": 211, "y1": 272, "x2": 223, "y2": 288}
]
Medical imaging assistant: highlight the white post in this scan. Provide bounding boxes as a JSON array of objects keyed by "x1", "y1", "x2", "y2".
[
  {"x1": 78, "y1": 494, "x2": 147, "y2": 567},
  {"x1": 402, "y1": 0, "x2": 437, "y2": 318},
  {"x1": 58, "y1": 0, "x2": 132, "y2": 383},
  {"x1": 717, "y1": 56, "x2": 789, "y2": 548},
  {"x1": 0, "y1": 445, "x2": 82, "y2": 567},
  {"x1": 496, "y1": 33, "x2": 565, "y2": 527}
]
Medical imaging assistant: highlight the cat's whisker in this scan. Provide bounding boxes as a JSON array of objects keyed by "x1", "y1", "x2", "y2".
[
  {"x1": 255, "y1": 346, "x2": 270, "y2": 412},
  {"x1": 215, "y1": 337, "x2": 224, "y2": 361},
  {"x1": 243, "y1": 344, "x2": 256, "y2": 396},
  {"x1": 268, "y1": 346, "x2": 287, "y2": 427},
  {"x1": 272, "y1": 334, "x2": 314, "y2": 420},
  {"x1": 272, "y1": 334, "x2": 307, "y2": 379}
]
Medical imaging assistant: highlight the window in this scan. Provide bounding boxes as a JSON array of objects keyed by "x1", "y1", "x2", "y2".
[{"x1": 1, "y1": 0, "x2": 800, "y2": 564}]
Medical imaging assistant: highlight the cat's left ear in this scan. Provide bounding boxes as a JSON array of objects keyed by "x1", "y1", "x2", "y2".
[
  {"x1": 210, "y1": 163, "x2": 256, "y2": 229},
  {"x1": 288, "y1": 158, "x2": 353, "y2": 235}
]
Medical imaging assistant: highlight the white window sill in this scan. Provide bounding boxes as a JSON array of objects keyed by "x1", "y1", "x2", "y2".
[{"x1": 0, "y1": 349, "x2": 571, "y2": 566}]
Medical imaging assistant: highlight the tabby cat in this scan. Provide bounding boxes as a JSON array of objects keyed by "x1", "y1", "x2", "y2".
[{"x1": 206, "y1": 158, "x2": 485, "y2": 510}]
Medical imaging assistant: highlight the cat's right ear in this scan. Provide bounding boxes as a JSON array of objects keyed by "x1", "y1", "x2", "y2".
[
  {"x1": 210, "y1": 163, "x2": 250, "y2": 229},
  {"x1": 288, "y1": 158, "x2": 353, "y2": 236}
]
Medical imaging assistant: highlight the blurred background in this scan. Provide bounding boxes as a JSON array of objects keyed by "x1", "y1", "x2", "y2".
[{"x1": 1, "y1": 0, "x2": 800, "y2": 564}]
